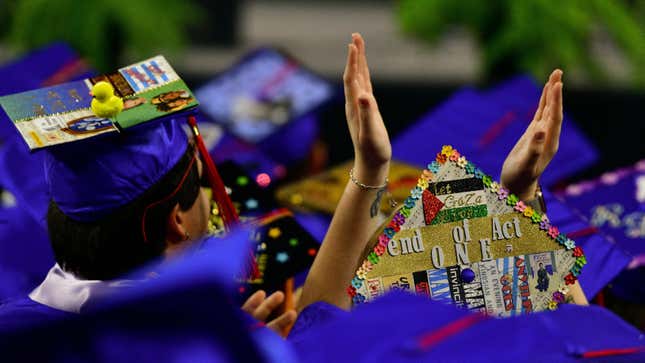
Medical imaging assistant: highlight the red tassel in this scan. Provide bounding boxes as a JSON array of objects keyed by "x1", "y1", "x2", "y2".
[
  {"x1": 187, "y1": 115, "x2": 259, "y2": 279},
  {"x1": 187, "y1": 115, "x2": 238, "y2": 229}
]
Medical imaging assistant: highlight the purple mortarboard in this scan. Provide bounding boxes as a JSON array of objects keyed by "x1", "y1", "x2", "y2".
[
  {"x1": 554, "y1": 160, "x2": 645, "y2": 302},
  {"x1": 44, "y1": 118, "x2": 189, "y2": 222},
  {"x1": 541, "y1": 189, "x2": 631, "y2": 299},
  {"x1": 290, "y1": 292, "x2": 645, "y2": 363},
  {"x1": 393, "y1": 76, "x2": 598, "y2": 187},
  {"x1": 195, "y1": 48, "x2": 336, "y2": 165},
  {"x1": 0, "y1": 230, "x2": 298, "y2": 363}
]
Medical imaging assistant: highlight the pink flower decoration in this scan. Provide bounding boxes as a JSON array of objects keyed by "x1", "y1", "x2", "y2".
[
  {"x1": 497, "y1": 187, "x2": 509, "y2": 200},
  {"x1": 548, "y1": 226, "x2": 559, "y2": 239},
  {"x1": 514, "y1": 201, "x2": 526, "y2": 212}
]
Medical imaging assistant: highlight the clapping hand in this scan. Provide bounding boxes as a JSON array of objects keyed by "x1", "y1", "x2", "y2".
[
  {"x1": 501, "y1": 70, "x2": 564, "y2": 200},
  {"x1": 344, "y1": 33, "x2": 391, "y2": 185}
]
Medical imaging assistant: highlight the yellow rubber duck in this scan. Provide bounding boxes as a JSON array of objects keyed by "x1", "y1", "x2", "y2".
[{"x1": 90, "y1": 81, "x2": 124, "y2": 118}]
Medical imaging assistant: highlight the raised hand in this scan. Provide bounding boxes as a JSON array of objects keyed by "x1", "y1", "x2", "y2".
[
  {"x1": 501, "y1": 70, "x2": 564, "y2": 201},
  {"x1": 343, "y1": 33, "x2": 391, "y2": 185},
  {"x1": 241, "y1": 290, "x2": 297, "y2": 337}
]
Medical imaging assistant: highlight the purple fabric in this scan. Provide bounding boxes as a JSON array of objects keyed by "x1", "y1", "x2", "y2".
[
  {"x1": 291, "y1": 292, "x2": 645, "y2": 363},
  {"x1": 0, "y1": 230, "x2": 298, "y2": 363},
  {"x1": 553, "y1": 161, "x2": 645, "y2": 302},
  {"x1": 0, "y1": 297, "x2": 72, "y2": 334},
  {"x1": 44, "y1": 118, "x2": 188, "y2": 221},
  {"x1": 258, "y1": 114, "x2": 319, "y2": 165},
  {"x1": 392, "y1": 77, "x2": 598, "y2": 187},
  {"x1": 0, "y1": 138, "x2": 50, "y2": 227},
  {"x1": 209, "y1": 127, "x2": 283, "y2": 180},
  {"x1": 482, "y1": 76, "x2": 598, "y2": 185},
  {"x1": 0, "y1": 206, "x2": 54, "y2": 300},
  {"x1": 542, "y1": 190, "x2": 631, "y2": 298},
  {"x1": 288, "y1": 301, "x2": 348, "y2": 339},
  {"x1": 554, "y1": 161, "x2": 645, "y2": 259}
]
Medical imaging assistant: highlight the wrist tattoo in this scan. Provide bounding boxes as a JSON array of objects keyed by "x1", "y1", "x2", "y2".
[{"x1": 370, "y1": 187, "x2": 386, "y2": 218}]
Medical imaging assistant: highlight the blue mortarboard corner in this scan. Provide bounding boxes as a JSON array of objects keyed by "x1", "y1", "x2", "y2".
[
  {"x1": 0, "y1": 229, "x2": 298, "y2": 363},
  {"x1": 290, "y1": 292, "x2": 645, "y2": 363},
  {"x1": 554, "y1": 160, "x2": 645, "y2": 303}
]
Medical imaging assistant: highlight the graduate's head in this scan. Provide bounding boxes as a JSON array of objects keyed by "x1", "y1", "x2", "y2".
[{"x1": 45, "y1": 119, "x2": 210, "y2": 280}]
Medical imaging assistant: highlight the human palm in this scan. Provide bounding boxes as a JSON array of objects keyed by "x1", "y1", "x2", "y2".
[
  {"x1": 343, "y1": 33, "x2": 391, "y2": 183},
  {"x1": 501, "y1": 70, "x2": 564, "y2": 201}
]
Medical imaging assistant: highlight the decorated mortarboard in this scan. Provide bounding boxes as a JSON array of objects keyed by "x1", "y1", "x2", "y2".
[
  {"x1": 554, "y1": 160, "x2": 645, "y2": 302},
  {"x1": 554, "y1": 160, "x2": 645, "y2": 263},
  {"x1": 195, "y1": 47, "x2": 335, "y2": 165},
  {"x1": 276, "y1": 160, "x2": 422, "y2": 215},
  {"x1": 202, "y1": 161, "x2": 320, "y2": 294},
  {"x1": 246, "y1": 209, "x2": 320, "y2": 295},
  {"x1": 291, "y1": 292, "x2": 645, "y2": 363},
  {"x1": 0, "y1": 55, "x2": 198, "y2": 150},
  {"x1": 0, "y1": 43, "x2": 94, "y2": 142},
  {"x1": 393, "y1": 78, "x2": 598, "y2": 187},
  {"x1": 349, "y1": 146, "x2": 588, "y2": 315},
  {"x1": 0, "y1": 43, "x2": 98, "y2": 227}
]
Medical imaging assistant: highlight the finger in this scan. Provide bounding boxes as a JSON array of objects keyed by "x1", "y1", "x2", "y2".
[
  {"x1": 266, "y1": 310, "x2": 298, "y2": 337},
  {"x1": 545, "y1": 81, "x2": 563, "y2": 155},
  {"x1": 241, "y1": 290, "x2": 266, "y2": 314},
  {"x1": 343, "y1": 43, "x2": 359, "y2": 106},
  {"x1": 252, "y1": 291, "x2": 285, "y2": 322},
  {"x1": 352, "y1": 33, "x2": 373, "y2": 93},
  {"x1": 533, "y1": 69, "x2": 562, "y2": 122}
]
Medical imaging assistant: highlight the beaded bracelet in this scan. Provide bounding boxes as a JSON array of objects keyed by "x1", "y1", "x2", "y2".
[{"x1": 349, "y1": 167, "x2": 388, "y2": 190}]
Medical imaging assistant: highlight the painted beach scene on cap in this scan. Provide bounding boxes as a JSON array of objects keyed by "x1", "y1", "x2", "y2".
[
  {"x1": 0, "y1": 56, "x2": 198, "y2": 150},
  {"x1": 350, "y1": 146, "x2": 586, "y2": 316}
]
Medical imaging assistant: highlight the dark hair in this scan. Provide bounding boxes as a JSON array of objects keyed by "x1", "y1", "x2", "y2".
[{"x1": 47, "y1": 144, "x2": 201, "y2": 280}]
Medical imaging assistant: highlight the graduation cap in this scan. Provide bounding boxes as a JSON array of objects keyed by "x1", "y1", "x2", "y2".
[
  {"x1": 392, "y1": 77, "x2": 598, "y2": 187},
  {"x1": 290, "y1": 291, "x2": 645, "y2": 363},
  {"x1": 554, "y1": 160, "x2": 645, "y2": 302},
  {"x1": 246, "y1": 209, "x2": 320, "y2": 295},
  {"x1": 0, "y1": 43, "x2": 94, "y2": 142},
  {"x1": 349, "y1": 146, "x2": 587, "y2": 315},
  {"x1": 0, "y1": 231, "x2": 298, "y2": 363},
  {"x1": 540, "y1": 188, "x2": 632, "y2": 300},
  {"x1": 195, "y1": 48, "x2": 336, "y2": 165},
  {"x1": 0, "y1": 54, "x2": 238, "y2": 228},
  {"x1": 0, "y1": 43, "x2": 93, "y2": 299}
]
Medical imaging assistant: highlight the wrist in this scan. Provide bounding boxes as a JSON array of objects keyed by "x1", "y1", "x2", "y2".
[
  {"x1": 501, "y1": 179, "x2": 538, "y2": 202},
  {"x1": 352, "y1": 160, "x2": 390, "y2": 188}
]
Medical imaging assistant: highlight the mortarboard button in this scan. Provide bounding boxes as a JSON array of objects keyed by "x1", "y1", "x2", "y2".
[{"x1": 461, "y1": 268, "x2": 476, "y2": 283}]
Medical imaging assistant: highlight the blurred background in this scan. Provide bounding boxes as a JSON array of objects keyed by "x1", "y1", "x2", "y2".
[
  {"x1": 1, "y1": 0, "x2": 643, "y2": 175},
  {"x1": 0, "y1": 0, "x2": 644, "y2": 328}
]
